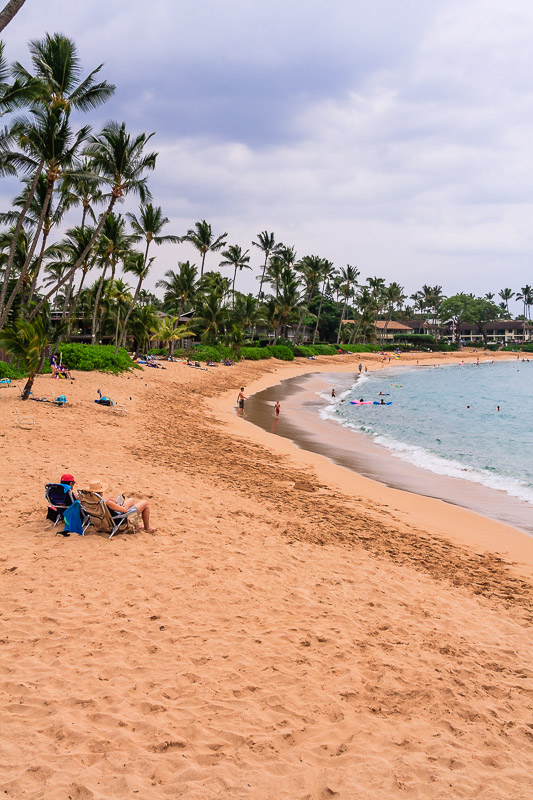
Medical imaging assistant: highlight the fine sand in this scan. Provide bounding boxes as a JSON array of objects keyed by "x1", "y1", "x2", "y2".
[{"x1": 0, "y1": 351, "x2": 532, "y2": 799}]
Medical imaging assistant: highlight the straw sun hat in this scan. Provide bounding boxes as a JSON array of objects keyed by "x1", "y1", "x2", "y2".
[{"x1": 87, "y1": 479, "x2": 106, "y2": 493}]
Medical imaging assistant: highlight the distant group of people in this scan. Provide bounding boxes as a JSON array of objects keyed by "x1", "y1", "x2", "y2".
[{"x1": 50, "y1": 353, "x2": 73, "y2": 380}]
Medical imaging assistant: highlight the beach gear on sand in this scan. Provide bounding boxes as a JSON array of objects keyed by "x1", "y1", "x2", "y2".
[
  {"x1": 78, "y1": 488, "x2": 140, "y2": 539},
  {"x1": 45, "y1": 482, "x2": 76, "y2": 526},
  {"x1": 62, "y1": 500, "x2": 84, "y2": 535},
  {"x1": 94, "y1": 396, "x2": 113, "y2": 406}
]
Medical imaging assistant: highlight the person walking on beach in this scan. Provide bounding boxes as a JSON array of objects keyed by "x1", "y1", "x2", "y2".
[
  {"x1": 358, "y1": 363, "x2": 363, "y2": 373},
  {"x1": 331, "y1": 388, "x2": 336, "y2": 398},
  {"x1": 275, "y1": 401, "x2": 280, "y2": 417},
  {"x1": 237, "y1": 387, "x2": 248, "y2": 417}
]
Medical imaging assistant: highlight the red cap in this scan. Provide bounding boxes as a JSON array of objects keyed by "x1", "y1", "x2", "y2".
[{"x1": 61, "y1": 473, "x2": 75, "y2": 483}]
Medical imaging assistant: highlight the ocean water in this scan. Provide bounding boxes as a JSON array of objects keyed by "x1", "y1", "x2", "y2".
[{"x1": 320, "y1": 360, "x2": 533, "y2": 507}]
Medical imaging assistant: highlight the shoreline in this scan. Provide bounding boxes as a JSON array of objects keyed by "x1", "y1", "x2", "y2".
[
  {"x1": 243, "y1": 366, "x2": 533, "y2": 537},
  {"x1": 210, "y1": 351, "x2": 533, "y2": 574}
]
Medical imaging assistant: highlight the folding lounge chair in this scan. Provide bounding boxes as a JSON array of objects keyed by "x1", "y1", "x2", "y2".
[
  {"x1": 15, "y1": 408, "x2": 34, "y2": 428},
  {"x1": 78, "y1": 490, "x2": 139, "y2": 539},
  {"x1": 45, "y1": 483, "x2": 91, "y2": 533}
]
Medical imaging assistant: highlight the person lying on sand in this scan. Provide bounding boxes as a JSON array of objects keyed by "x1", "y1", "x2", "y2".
[{"x1": 89, "y1": 480, "x2": 155, "y2": 531}]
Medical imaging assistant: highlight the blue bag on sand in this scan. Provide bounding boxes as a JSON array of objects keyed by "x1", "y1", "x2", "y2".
[{"x1": 63, "y1": 500, "x2": 83, "y2": 535}]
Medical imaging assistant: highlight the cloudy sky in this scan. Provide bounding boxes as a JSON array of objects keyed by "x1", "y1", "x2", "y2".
[{"x1": 3, "y1": 0, "x2": 533, "y2": 308}]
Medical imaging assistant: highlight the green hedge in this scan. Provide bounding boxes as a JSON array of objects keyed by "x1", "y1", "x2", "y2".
[
  {"x1": 267, "y1": 345, "x2": 294, "y2": 361},
  {"x1": 0, "y1": 361, "x2": 27, "y2": 380},
  {"x1": 53, "y1": 344, "x2": 137, "y2": 373},
  {"x1": 241, "y1": 346, "x2": 272, "y2": 360}
]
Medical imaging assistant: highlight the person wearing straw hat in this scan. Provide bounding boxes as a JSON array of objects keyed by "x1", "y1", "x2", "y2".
[{"x1": 87, "y1": 480, "x2": 155, "y2": 532}]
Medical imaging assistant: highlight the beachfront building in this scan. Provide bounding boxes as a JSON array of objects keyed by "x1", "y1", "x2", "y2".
[
  {"x1": 456, "y1": 320, "x2": 532, "y2": 344},
  {"x1": 374, "y1": 320, "x2": 414, "y2": 340}
]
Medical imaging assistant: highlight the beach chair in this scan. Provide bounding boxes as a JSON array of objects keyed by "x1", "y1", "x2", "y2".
[
  {"x1": 44, "y1": 483, "x2": 90, "y2": 533},
  {"x1": 78, "y1": 490, "x2": 139, "y2": 539},
  {"x1": 0, "y1": 378, "x2": 11, "y2": 388},
  {"x1": 14, "y1": 408, "x2": 34, "y2": 428},
  {"x1": 112, "y1": 404, "x2": 127, "y2": 415}
]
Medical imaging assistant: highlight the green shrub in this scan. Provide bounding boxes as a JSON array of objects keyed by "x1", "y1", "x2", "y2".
[
  {"x1": 241, "y1": 346, "x2": 272, "y2": 360},
  {"x1": 267, "y1": 345, "x2": 294, "y2": 361},
  {"x1": 55, "y1": 344, "x2": 137, "y2": 373},
  {"x1": 310, "y1": 344, "x2": 338, "y2": 355},
  {"x1": 393, "y1": 333, "x2": 436, "y2": 345},
  {"x1": 0, "y1": 360, "x2": 27, "y2": 380},
  {"x1": 149, "y1": 347, "x2": 168, "y2": 356},
  {"x1": 293, "y1": 345, "x2": 313, "y2": 357}
]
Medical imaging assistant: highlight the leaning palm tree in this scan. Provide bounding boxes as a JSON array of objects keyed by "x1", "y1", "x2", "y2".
[
  {"x1": 219, "y1": 244, "x2": 251, "y2": 305},
  {"x1": 107, "y1": 278, "x2": 132, "y2": 349},
  {"x1": 89, "y1": 212, "x2": 132, "y2": 343},
  {"x1": 0, "y1": 33, "x2": 115, "y2": 322},
  {"x1": 29, "y1": 121, "x2": 157, "y2": 320},
  {"x1": 181, "y1": 219, "x2": 227, "y2": 279},
  {"x1": 0, "y1": 314, "x2": 48, "y2": 399}
]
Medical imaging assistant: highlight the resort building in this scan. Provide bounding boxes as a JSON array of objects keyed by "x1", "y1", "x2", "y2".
[{"x1": 456, "y1": 320, "x2": 532, "y2": 344}]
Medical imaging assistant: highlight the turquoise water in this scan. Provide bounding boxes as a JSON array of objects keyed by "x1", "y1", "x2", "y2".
[{"x1": 321, "y1": 360, "x2": 533, "y2": 507}]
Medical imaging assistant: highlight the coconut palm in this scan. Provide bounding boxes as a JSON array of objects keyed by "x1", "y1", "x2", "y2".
[
  {"x1": 118, "y1": 251, "x2": 154, "y2": 351},
  {"x1": 232, "y1": 292, "x2": 265, "y2": 334},
  {"x1": 336, "y1": 265, "x2": 360, "y2": 343},
  {"x1": 252, "y1": 231, "x2": 281, "y2": 301},
  {"x1": 29, "y1": 121, "x2": 157, "y2": 320},
  {"x1": 312, "y1": 258, "x2": 334, "y2": 344},
  {"x1": 0, "y1": 33, "x2": 115, "y2": 322},
  {"x1": 498, "y1": 288, "x2": 514, "y2": 315},
  {"x1": 153, "y1": 317, "x2": 195, "y2": 356},
  {"x1": 219, "y1": 244, "x2": 251, "y2": 305},
  {"x1": 194, "y1": 291, "x2": 229, "y2": 344},
  {"x1": 516, "y1": 285, "x2": 532, "y2": 319},
  {"x1": 156, "y1": 261, "x2": 198, "y2": 319},
  {"x1": 127, "y1": 303, "x2": 160, "y2": 354},
  {"x1": 0, "y1": 314, "x2": 48, "y2": 399},
  {"x1": 382, "y1": 281, "x2": 406, "y2": 339},
  {"x1": 0, "y1": 109, "x2": 91, "y2": 328},
  {"x1": 89, "y1": 212, "x2": 132, "y2": 343},
  {"x1": 198, "y1": 270, "x2": 231, "y2": 300},
  {"x1": 181, "y1": 219, "x2": 227, "y2": 279},
  {"x1": 106, "y1": 278, "x2": 132, "y2": 349}
]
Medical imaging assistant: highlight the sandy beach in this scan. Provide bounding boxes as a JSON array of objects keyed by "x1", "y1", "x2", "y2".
[{"x1": 1, "y1": 350, "x2": 532, "y2": 799}]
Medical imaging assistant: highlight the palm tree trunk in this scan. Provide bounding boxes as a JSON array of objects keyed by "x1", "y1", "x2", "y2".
[
  {"x1": 66, "y1": 266, "x2": 88, "y2": 325},
  {"x1": 118, "y1": 239, "x2": 150, "y2": 351},
  {"x1": 201, "y1": 252, "x2": 206, "y2": 279},
  {"x1": 28, "y1": 194, "x2": 118, "y2": 322},
  {"x1": 312, "y1": 292, "x2": 324, "y2": 344},
  {"x1": 91, "y1": 263, "x2": 108, "y2": 344},
  {"x1": 21, "y1": 371, "x2": 36, "y2": 401},
  {"x1": 27, "y1": 226, "x2": 50, "y2": 307},
  {"x1": 114, "y1": 308, "x2": 121, "y2": 349},
  {"x1": 0, "y1": 163, "x2": 45, "y2": 328},
  {"x1": 336, "y1": 300, "x2": 347, "y2": 344},
  {"x1": 232, "y1": 265, "x2": 237, "y2": 306},
  {"x1": 0, "y1": 0, "x2": 27, "y2": 31}
]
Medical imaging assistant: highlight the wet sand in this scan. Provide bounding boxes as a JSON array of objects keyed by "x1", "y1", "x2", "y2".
[{"x1": 245, "y1": 371, "x2": 533, "y2": 536}]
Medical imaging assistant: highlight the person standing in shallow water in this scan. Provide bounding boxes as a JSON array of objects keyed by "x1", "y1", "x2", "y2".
[
  {"x1": 237, "y1": 387, "x2": 248, "y2": 417},
  {"x1": 275, "y1": 401, "x2": 280, "y2": 417}
]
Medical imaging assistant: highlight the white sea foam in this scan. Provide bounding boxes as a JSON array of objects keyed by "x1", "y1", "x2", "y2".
[{"x1": 372, "y1": 433, "x2": 533, "y2": 506}]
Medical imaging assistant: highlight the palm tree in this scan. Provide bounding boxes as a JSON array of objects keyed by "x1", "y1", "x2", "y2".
[
  {"x1": 232, "y1": 292, "x2": 265, "y2": 334},
  {"x1": 382, "y1": 281, "x2": 406, "y2": 339},
  {"x1": 118, "y1": 251, "x2": 154, "y2": 351},
  {"x1": 312, "y1": 259, "x2": 334, "y2": 344},
  {"x1": 498, "y1": 288, "x2": 514, "y2": 315},
  {"x1": 181, "y1": 220, "x2": 227, "y2": 279},
  {"x1": 127, "y1": 303, "x2": 160, "y2": 355},
  {"x1": 219, "y1": 244, "x2": 251, "y2": 305},
  {"x1": 252, "y1": 231, "x2": 281, "y2": 301},
  {"x1": 336, "y1": 265, "x2": 360, "y2": 343},
  {"x1": 107, "y1": 278, "x2": 132, "y2": 349},
  {"x1": 272, "y1": 268, "x2": 306, "y2": 342},
  {"x1": 198, "y1": 270, "x2": 231, "y2": 301},
  {"x1": 119, "y1": 203, "x2": 179, "y2": 346},
  {"x1": 0, "y1": 314, "x2": 48, "y2": 399},
  {"x1": 516, "y1": 285, "x2": 532, "y2": 319},
  {"x1": 153, "y1": 317, "x2": 195, "y2": 356},
  {"x1": 156, "y1": 261, "x2": 198, "y2": 320},
  {"x1": 89, "y1": 212, "x2": 132, "y2": 343},
  {"x1": 0, "y1": 109, "x2": 91, "y2": 328},
  {"x1": 194, "y1": 291, "x2": 229, "y2": 344},
  {"x1": 0, "y1": 33, "x2": 115, "y2": 323},
  {"x1": 29, "y1": 121, "x2": 157, "y2": 320}
]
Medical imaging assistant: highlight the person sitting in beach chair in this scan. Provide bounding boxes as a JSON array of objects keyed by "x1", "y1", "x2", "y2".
[
  {"x1": 45, "y1": 474, "x2": 90, "y2": 536},
  {"x1": 79, "y1": 480, "x2": 154, "y2": 538}
]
